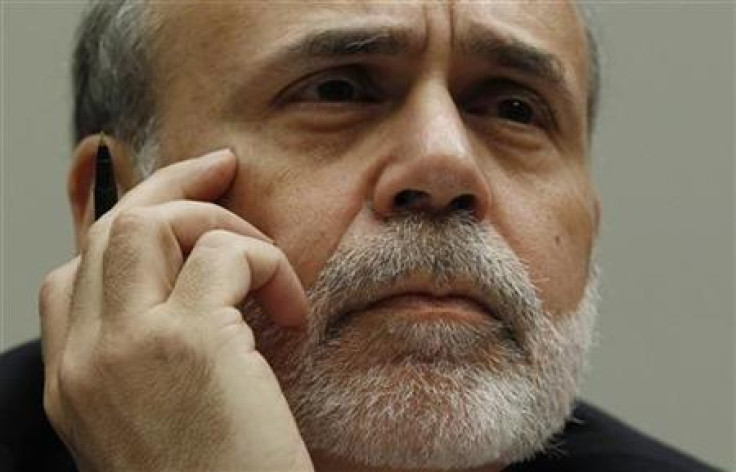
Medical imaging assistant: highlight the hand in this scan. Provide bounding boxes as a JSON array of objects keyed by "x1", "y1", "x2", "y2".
[{"x1": 39, "y1": 149, "x2": 314, "y2": 472}]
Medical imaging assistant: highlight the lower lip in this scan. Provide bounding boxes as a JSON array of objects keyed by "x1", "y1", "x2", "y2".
[{"x1": 363, "y1": 294, "x2": 490, "y2": 323}]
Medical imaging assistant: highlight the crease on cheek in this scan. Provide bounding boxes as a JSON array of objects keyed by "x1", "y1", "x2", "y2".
[
  {"x1": 274, "y1": 189, "x2": 363, "y2": 290},
  {"x1": 555, "y1": 183, "x2": 596, "y2": 252},
  {"x1": 276, "y1": 224, "x2": 334, "y2": 290},
  {"x1": 238, "y1": 143, "x2": 378, "y2": 290},
  {"x1": 260, "y1": 164, "x2": 301, "y2": 202},
  {"x1": 544, "y1": 194, "x2": 597, "y2": 312},
  {"x1": 491, "y1": 198, "x2": 571, "y2": 314}
]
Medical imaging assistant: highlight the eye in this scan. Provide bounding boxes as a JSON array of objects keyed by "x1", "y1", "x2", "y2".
[
  {"x1": 313, "y1": 79, "x2": 360, "y2": 102},
  {"x1": 464, "y1": 79, "x2": 554, "y2": 129},
  {"x1": 497, "y1": 98, "x2": 535, "y2": 124},
  {"x1": 284, "y1": 69, "x2": 378, "y2": 104}
]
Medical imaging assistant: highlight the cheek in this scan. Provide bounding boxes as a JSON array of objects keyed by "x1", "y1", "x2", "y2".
[
  {"x1": 270, "y1": 189, "x2": 357, "y2": 289},
  {"x1": 494, "y1": 175, "x2": 596, "y2": 316},
  {"x1": 224, "y1": 156, "x2": 366, "y2": 290}
]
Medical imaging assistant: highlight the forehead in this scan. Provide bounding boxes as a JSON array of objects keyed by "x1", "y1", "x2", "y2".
[
  {"x1": 152, "y1": 1, "x2": 585, "y2": 56},
  {"x1": 152, "y1": 1, "x2": 585, "y2": 50},
  {"x1": 149, "y1": 0, "x2": 589, "y2": 114}
]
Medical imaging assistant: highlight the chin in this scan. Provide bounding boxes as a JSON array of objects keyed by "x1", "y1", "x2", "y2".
[{"x1": 248, "y1": 274, "x2": 598, "y2": 470}]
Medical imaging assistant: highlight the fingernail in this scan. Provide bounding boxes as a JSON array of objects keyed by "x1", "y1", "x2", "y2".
[{"x1": 200, "y1": 148, "x2": 233, "y2": 165}]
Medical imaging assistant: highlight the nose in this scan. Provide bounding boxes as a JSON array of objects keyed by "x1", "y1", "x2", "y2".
[{"x1": 371, "y1": 84, "x2": 492, "y2": 220}]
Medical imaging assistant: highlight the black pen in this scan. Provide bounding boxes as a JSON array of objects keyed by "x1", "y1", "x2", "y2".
[{"x1": 94, "y1": 134, "x2": 118, "y2": 220}]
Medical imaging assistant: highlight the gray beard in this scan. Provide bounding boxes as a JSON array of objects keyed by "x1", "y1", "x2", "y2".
[{"x1": 243, "y1": 214, "x2": 600, "y2": 470}]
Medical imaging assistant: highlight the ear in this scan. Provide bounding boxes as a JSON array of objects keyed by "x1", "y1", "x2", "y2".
[
  {"x1": 592, "y1": 192, "x2": 602, "y2": 240},
  {"x1": 68, "y1": 134, "x2": 140, "y2": 252}
]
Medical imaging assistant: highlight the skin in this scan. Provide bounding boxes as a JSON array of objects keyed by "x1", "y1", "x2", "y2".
[
  {"x1": 151, "y1": 0, "x2": 598, "y2": 315},
  {"x1": 42, "y1": 1, "x2": 600, "y2": 471}
]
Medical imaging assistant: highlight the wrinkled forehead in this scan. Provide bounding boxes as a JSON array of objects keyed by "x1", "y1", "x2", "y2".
[
  {"x1": 151, "y1": 1, "x2": 586, "y2": 54},
  {"x1": 149, "y1": 0, "x2": 589, "y2": 111}
]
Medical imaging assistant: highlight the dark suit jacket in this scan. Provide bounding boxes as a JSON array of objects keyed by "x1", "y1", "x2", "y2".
[{"x1": 0, "y1": 340, "x2": 722, "y2": 472}]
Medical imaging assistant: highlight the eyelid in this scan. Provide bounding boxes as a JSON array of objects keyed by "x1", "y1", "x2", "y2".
[
  {"x1": 274, "y1": 66, "x2": 378, "y2": 105},
  {"x1": 465, "y1": 78, "x2": 558, "y2": 129}
]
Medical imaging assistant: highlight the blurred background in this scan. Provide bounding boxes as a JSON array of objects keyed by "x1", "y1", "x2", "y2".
[{"x1": 1, "y1": 2, "x2": 733, "y2": 470}]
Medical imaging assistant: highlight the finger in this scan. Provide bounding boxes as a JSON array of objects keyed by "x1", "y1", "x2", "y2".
[
  {"x1": 101, "y1": 201, "x2": 272, "y2": 321},
  {"x1": 168, "y1": 230, "x2": 307, "y2": 327},
  {"x1": 71, "y1": 147, "x2": 269, "y2": 328},
  {"x1": 87, "y1": 147, "x2": 269, "y2": 251},
  {"x1": 104, "y1": 148, "x2": 251, "y2": 226},
  {"x1": 84, "y1": 147, "x2": 267, "y2": 259},
  {"x1": 39, "y1": 257, "x2": 81, "y2": 375}
]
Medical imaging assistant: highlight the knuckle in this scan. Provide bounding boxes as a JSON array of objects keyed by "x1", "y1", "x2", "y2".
[
  {"x1": 38, "y1": 259, "x2": 78, "y2": 316},
  {"x1": 250, "y1": 239, "x2": 285, "y2": 264},
  {"x1": 109, "y1": 207, "x2": 155, "y2": 237},
  {"x1": 42, "y1": 386, "x2": 58, "y2": 421},
  {"x1": 147, "y1": 160, "x2": 193, "y2": 192},
  {"x1": 127, "y1": 320, "x2": 214, "y2": 389},
  {"x1": 84, "y1": 219, "x2": 109, "y2": 248},
  {"x1": 56, "y1": 353, "x2": 94, "y2": 401},
  {"x1": 147, "y1": 164, "x2": 174, "y2": 186},
  {"x1": 211, "y1": 307, "x2": 256, "y2": 350},
  {"x1": 241, "y1": 350, "x2": 276, "y2": 380},
  {"x1": 93, "y1": 339, "x2": 128, "y2": 372},
  {"x1": 119, "y1": 317, "x2": 197, "y2": 368},
  {"x1": 267, "y1": 242, "x2": 286, "y2": 259},
  {"x1": 38, "y1": 269, "x2": 63, "y2": 306},
  {"x1": 42, "y1": 374, "x2": 64, "y2": 425},
  {"x1": 197, "y1": 228, "x2": 237, "y2": 248},
  {"x1": 166, "y1": 199, "x2": 214, "y2": 212},
  {"x1": 140, "y1": 321, "x2": 188, "y2": 361},
  {"x1": 212, "y1": 306, "x2": 243, "y2": 326},
  {"x1": 42, "y1": 394, "x2": 64, "y2": 431},
  {"x1": 103, "y1": 209, "x2": 162, "y2": 279}
]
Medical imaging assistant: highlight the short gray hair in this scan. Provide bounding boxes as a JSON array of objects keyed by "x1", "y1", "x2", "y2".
[
  {"x1": 73, "y1": 0, "x2": 157, "y2": 176},
  {"x1": 579, "y1": 3, "x2": 601, "y2": 134},
  {"x1": 72, "y1": 1, "x2": 601, "y2": 176}
]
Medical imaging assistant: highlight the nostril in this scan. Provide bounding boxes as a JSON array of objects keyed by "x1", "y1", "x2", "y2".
[
  {"x1": 449, "y1": 194, "x2": 476, "y2": 212},
  {"x1": 393, "y1": 189, "x2": 430, "y2": 210}
]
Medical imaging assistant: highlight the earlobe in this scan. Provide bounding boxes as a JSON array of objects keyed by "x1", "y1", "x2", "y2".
[{"x1": 68, "y1": 134, "x2": 138, "y2": 251}]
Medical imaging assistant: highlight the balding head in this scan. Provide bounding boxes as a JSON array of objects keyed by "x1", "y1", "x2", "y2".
[{"x1": 73, "y1": 0, "x2": 600, "y2": 176}]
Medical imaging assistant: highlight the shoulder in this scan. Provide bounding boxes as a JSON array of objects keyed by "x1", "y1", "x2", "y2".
[
  {"x1": 0, "y1": 339, "x2": 46, "y2": 440},
  {"x1": 508, "y1": 400, "x2": 722, "y2": 472},
  {"x1": 0, "y1": 340, "x2": 77, "y2": 472}
]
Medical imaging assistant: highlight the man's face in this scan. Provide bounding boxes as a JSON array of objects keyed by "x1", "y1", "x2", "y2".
[{"x1": 148, "y1": 0, "x2": 599, "y2": 469}]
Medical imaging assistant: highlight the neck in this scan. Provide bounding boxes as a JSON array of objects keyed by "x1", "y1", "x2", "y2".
[{"x1": 311, "y1": 451, "x2": 505, "y2": 472}]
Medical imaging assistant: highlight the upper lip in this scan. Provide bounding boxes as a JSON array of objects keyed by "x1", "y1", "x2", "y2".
[{"x1": 339, "y1": 276, "x2": 501, "y2": 323}]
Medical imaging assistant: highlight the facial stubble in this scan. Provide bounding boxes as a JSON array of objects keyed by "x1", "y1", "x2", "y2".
[{"x1": 242, "y1": 214, "x2": 599, "y2": 470}]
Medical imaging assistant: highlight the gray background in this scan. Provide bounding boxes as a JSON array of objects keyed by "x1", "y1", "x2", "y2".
[{"x1": 1, "y1": 2, "x2": 733, "y2": 470}]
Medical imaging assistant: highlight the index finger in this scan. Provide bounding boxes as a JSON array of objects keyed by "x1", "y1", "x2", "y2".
[{"x1": 101, "y1": 148, "x2": 268, "y2": 239}]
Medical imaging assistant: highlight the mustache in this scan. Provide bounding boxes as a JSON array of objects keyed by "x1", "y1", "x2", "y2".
[{"x1": 303, "y1": 213, "x2": 543, "y2": 350}]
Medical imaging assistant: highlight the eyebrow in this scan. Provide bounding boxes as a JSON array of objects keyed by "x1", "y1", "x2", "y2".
[
  {"x1": 229, "y1": 24, "x2": 576, "y2": 116},
  {"x1": 462, "y1": 24, "x2": 572, "y2": 99},
  {"x1": 283, "y1": 25, "x2": 569, "y2": 90},
  {"x1": 286, "y1": 27, "x2": 412, "y2": 57}
]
